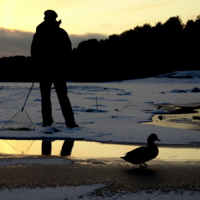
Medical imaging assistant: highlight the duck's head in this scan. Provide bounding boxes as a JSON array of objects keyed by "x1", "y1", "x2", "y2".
[{"x1": 147, "y1": 133, "x2": 161, "y2": 143}]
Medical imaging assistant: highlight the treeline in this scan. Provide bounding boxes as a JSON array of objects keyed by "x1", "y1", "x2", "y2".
[
  {"x1": 0, "y1": 56, "x2": 33, "y2": 82},
  {"x1": 72, "y1": 15, "x2": 200, "y2": 81},
  {"x1": 1, "y1": 15, "x2": 200, "y2": 82}
]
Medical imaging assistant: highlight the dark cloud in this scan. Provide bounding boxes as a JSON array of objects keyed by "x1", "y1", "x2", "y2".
[
  {"x1": 0, "y1": 28, "x2": 108, "y2": 58},
  {"x1": 0, "y1": 28, "x2": 33, "y2": 58}
]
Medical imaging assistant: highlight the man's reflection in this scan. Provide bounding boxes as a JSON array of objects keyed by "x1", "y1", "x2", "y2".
[{"x1": 42, "y1": 140, "x2": 74, "y2": 156}]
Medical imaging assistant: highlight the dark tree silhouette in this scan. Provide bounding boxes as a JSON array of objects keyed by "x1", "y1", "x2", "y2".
[{"x1": 1, "y1": 15, "x2": 200, "y2": 82}]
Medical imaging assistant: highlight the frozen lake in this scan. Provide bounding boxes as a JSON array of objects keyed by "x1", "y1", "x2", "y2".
[
  {"x1": 1, "y1": 71, "x2": 200, "y2": 200},
  {"x1": 0, "y1": 70, "x2": 200, "y2": 146}
]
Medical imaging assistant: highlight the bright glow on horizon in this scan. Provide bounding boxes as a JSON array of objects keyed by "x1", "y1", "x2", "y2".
[{"x1": 0, "y1": 0, "x2": 199, "y2": 35}]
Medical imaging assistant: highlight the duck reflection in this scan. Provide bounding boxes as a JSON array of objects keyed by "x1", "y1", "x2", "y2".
[{"x1": 42, "y1": 140, "x2": 74, "y2": 156}]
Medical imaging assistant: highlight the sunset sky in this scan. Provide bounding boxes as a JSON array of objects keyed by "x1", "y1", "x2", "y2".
[{"x1": 0, "y1": 0, "x2": 199, "y2": 57}]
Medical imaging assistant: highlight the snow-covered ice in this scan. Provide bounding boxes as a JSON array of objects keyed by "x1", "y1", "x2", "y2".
[
  {"x1": 0, "y1": 71, "x2": 200, "y2": 145},
  {"x1": 1, "y1": 71, "x2": 200, "y2": 199},
  {"x1": 0, "y1": 185, "x2": 200, "y2": 200}
]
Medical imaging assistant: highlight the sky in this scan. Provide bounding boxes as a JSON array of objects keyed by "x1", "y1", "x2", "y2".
[{"x1": 0, "y1": 0, "x2": 199, "y2": 58}]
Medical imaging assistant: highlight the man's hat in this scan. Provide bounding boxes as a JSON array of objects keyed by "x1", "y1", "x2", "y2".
[{"x1": 44, "y1": 10, "x2": 58, "y2": 19}]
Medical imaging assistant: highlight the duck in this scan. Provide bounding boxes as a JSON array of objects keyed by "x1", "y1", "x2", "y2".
[{"x1": 121, "y1": 133, "x2": 161, "y2": 168}]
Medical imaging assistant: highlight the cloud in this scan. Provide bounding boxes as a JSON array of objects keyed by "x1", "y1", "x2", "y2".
[
  {"x1": 101, "y1": 24, "x2": 112, "y2": 27},
  {"x1": 0, "y1": 28, "x2": 33, "y2": 58},
  {"x1": 0, "y1": 28, "x2": 108, "y2": 58},
  {"x1": 111, "y1": 2, "x2": 168, "y2": 16}
]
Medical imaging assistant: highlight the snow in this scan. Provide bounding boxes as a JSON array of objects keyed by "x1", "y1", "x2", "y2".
[
  {"x1": 1, "y1": 71, "x2": 200, "y2": 199},
  {"x1": 0, "y1": 71, "x2": 200, "y2": 145},
  {"x1": 0, "y1": 185, "x2": 200, "y2": 200}
]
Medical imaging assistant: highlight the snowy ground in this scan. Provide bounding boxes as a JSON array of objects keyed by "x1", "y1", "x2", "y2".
[
  {"x1": 0, "y1": 70, "x2": 200, "y2": 145},
  {"x1": 1, "y1": 185, "x2": 200, "y2": 200},
  {"x1": 1, "y1": 70, "x2": 200, "y2": 199}
]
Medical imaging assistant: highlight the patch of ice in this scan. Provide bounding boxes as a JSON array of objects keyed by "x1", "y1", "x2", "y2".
[
  {"x1": 33, "y1": 98, "x2": 41, "y2": 101},
  {"x1": 117, "y1": 92, "x2": 132, "y2": 95},
  {"x1": 156, "y1": 71, "x2": 200, "y2": 79},
  {"x1": 151, "y1": 110, "x2": 169, "y2": 114},
  {"x1": 170, "y1": 87, "x2": 200, "y2": 93}
]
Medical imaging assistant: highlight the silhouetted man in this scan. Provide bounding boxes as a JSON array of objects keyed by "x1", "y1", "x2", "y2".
[{"x1": 31, "y1": 10, "x2": 78, "y2": 128}]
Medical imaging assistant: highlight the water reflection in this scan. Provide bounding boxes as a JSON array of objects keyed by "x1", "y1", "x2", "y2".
[
  {"x1": 42, "y1": 140, "x2": 74, "y2": 156},
  {"x1": 142, "y1": 103, "x2": 200, "y2": 131},
  {"x1": 0, "y1": 140, "x2": 200, "y2": 161}
]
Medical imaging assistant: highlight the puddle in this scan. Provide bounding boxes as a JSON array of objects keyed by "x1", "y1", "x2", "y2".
[
  {"x1": 1, "y1": 103, "x2": 200, "y2": 162},
  {"x1": 0, "y1": 140, "x2": 200, "y2": 161},
  {"x1": 142, "y1": 103, "x2": 200, "y2": 131}
]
